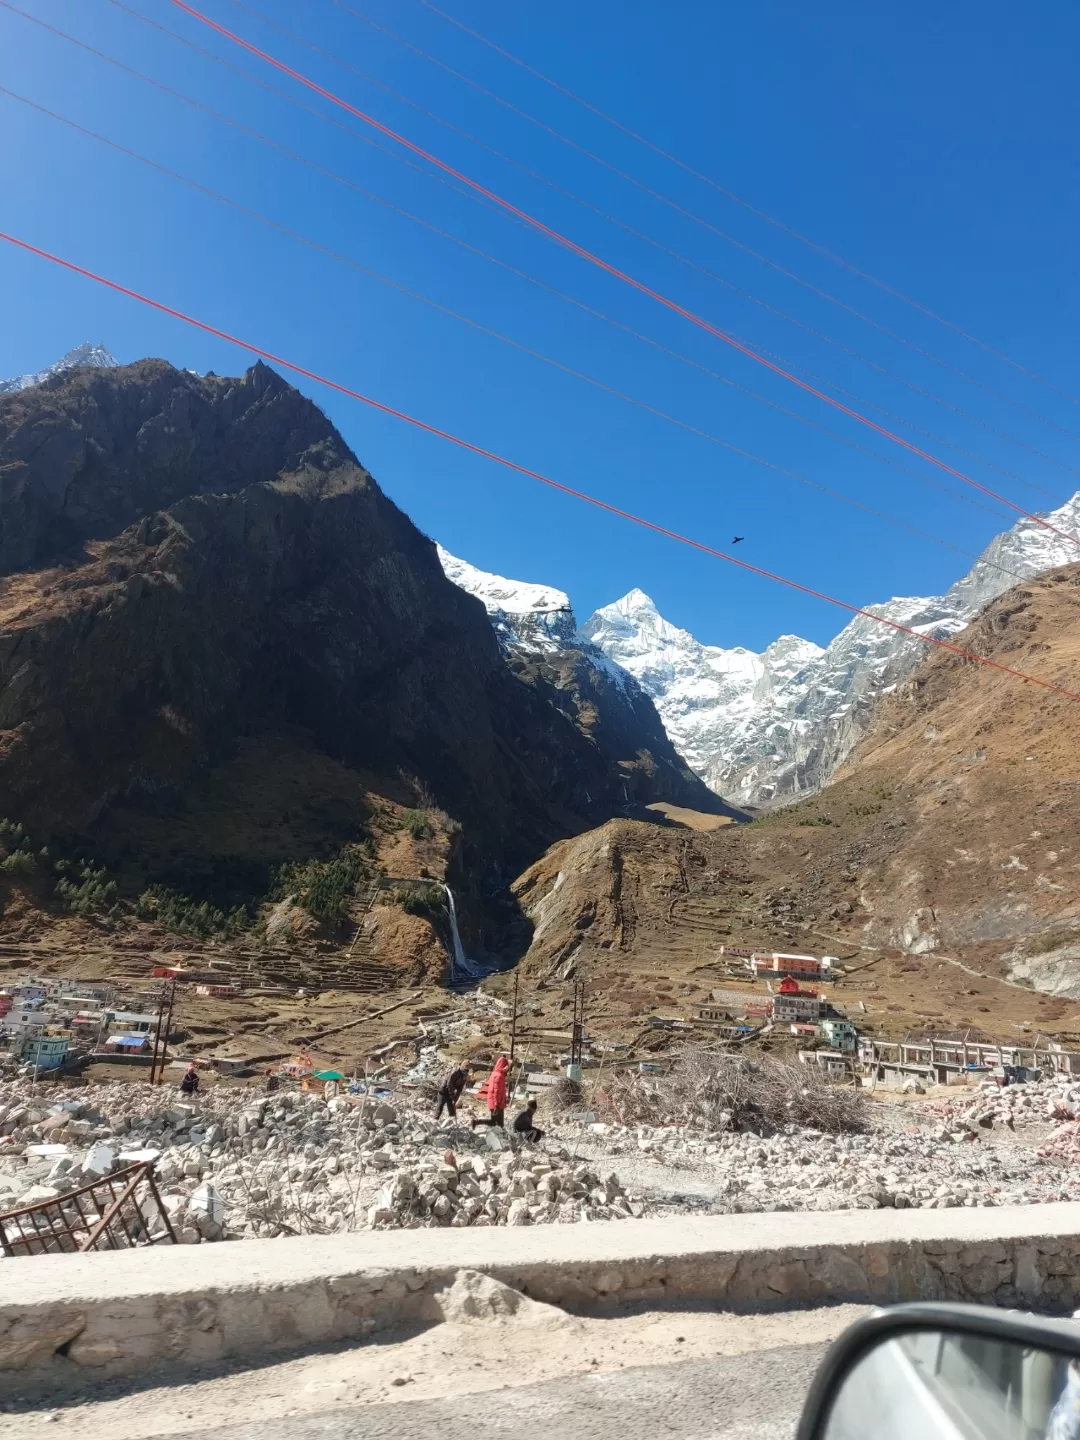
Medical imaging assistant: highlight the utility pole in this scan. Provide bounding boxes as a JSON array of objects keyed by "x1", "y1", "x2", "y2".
[
  {"x1": 509, "y1": 971, "x2": 520, "y2": 1064},
  {"x1": 149, "y1": 981, "x2": 176, "y2": 1086},
  {"x1": 148, "y1": 985, "x2": 167, "y2": 1086},
  {"x1": 570, "y1": 980, "x2": 585, "y2": 1072}
]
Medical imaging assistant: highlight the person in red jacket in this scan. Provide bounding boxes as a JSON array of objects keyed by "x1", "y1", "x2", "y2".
[{"x1": 472, "y1": 1055, "x2": 508, "y2": 1128}]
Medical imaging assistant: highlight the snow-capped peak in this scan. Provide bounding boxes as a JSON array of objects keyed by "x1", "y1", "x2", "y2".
[
  {"x1": 583, "y1": 492, "x2": 1080, "y2": 807},
  {"x1": 437, "y1": 545, "x2": 576, "y2": 652},
  {"x1": 0, "y1": 343, "x2": 120, "y2": 396},
  {"x1": 441, "y1": 489, "x2": 1080, "y2": 810},
  {"x1": 436, "y1": 546, "x2": 570, "y2": 616}
]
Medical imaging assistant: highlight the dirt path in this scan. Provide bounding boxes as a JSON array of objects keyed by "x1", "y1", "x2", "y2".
[{"x1": 2, "y1": 1304, "x2": 868, "y2": 1440}]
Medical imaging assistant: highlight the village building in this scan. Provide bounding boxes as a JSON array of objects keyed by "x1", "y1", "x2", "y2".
[
  {"x1": 750, "y1": 952, "x2": 823, "y2": 981},
  {"x1": 103, "y1": 1010, "x2": 157, "y2": 1034},
  {"x1": 771, "y1": 977, "x2": 824, "y2": 1023},
  {"x1": 19, "y1": 1031, "x2": 71, "y2": 1070},
  {"x1": 819, "y1": 1017, "x2": 857, "y2": 1052}
]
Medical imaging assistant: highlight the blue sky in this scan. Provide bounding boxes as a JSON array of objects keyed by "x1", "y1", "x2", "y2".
[{"x1": 1, "y1": 0, "x2": 1078, "y2": 650}]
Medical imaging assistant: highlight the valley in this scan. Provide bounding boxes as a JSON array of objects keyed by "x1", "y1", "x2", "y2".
[{"x1": 0, "y1": 350, "x2": 1078, "y2": 1096}]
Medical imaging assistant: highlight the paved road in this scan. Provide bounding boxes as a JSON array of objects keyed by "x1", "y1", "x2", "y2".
[{"x1": 169, "y1": 1342, "x2": 827, "y2": 1440}]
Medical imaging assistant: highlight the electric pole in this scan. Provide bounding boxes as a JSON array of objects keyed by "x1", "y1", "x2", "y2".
[{"x1": 509, "y1": 971, "x2": 520, "y2": 1064}]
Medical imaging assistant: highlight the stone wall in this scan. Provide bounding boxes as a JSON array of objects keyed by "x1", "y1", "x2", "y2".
[{"x1": 3, "y1": 1205, "x2": 1080, "y2": 1392}]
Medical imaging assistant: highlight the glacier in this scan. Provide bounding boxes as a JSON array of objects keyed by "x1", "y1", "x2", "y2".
[
  {"x1": 442, "y1": 492, "x2": 1080, "y2": 811},
  {"x1": 0, "y1": 343, "x2": 120, "y2": 395}
]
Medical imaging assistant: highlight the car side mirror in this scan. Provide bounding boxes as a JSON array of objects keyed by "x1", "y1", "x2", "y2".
[{"x1": 796, "y1": 1304, "x2": 1080, "y2": 1440}]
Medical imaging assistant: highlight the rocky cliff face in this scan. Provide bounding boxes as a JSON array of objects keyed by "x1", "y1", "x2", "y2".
[{"x1": 0, "y1": 360, "x2": 704, "y2": 893}]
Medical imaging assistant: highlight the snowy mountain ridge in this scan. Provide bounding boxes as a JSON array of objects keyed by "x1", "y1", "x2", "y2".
[
  {"x1": 442, "y1": 492, "x2": 1080, "y2": 809},
  {"x1": 436, "y1": 545, "x2": 579, "y2": 653},
  {"x1": 0, "y1": 343, "x2": 120, "y2": 395}
]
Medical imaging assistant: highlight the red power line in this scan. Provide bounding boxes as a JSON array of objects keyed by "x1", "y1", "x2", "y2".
[
  {"x1": 339, "y1": 0, "x2": 1080, "y2": 446},
  {"x1": 417, "y1": 0, "x2": 1080, "y2": 410},
  {"x1": 226, "y1": 0, "x2": 1076, "y2": 488},
  {"x1": 23, "y1": 0, "x2": 1063, "y2": 500},
  {"x1": 0, "y1": 80, "x2": 1034, "y2": 583},
  {"x1": 1, "y1": 227, "x2": 1076, "y2": 704},
  {"x1": 164, "y1": 0, "x2": 1080, "y2": 554}
]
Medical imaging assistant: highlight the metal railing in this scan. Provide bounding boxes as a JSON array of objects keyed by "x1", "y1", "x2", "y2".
[{"x1": 0, "y1": 1161, "x2": 177, "y2": 1257}]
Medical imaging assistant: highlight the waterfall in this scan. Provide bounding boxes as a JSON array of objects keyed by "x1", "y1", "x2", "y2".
[{"x1": 443, "y1": 885, "x2": 479, "y2": 982}]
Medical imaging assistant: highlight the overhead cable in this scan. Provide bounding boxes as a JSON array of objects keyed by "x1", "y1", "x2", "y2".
[
  {"x1": 3, "y1": 82, "x2": 1031, "y2": 583},
  {"x1": 331, "y1": 0, "x2": 1080, "y2": 442},
  {"x1": 9, "y1": 1, "x2": 1027, "y2": 525},
  {"x1": 2, "y1": 226, "x2": 1076, "y2": 704},
  {"x1": 213, "y1": 0, "x2": 1070, "y2": 492},
  {"x1": 162, "y1": 0, "x2": 1080, "y2": 551},
  {"x1": 416, "y1": 0, "x2": 1080, "y2": 409}
]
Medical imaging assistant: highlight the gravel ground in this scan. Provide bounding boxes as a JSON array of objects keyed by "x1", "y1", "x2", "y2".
[{"x1": 5, "y1": 1072, "x2": 1080, "y2": 1244}]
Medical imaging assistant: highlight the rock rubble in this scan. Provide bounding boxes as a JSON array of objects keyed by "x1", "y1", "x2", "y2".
[
  {"x1": 570, "y1": 1100, "x2": 1080, "y2": 1212},
  {"x1": 0, "y1": 1081, "x2": 646, "y2": 1242},
  {"x1": 3, "y1": 1075, "x2": 1079, "y2": 1246}
]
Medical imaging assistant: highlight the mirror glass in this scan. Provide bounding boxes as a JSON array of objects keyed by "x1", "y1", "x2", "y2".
[{"x1": 824, "y1": 1329, "x2": 1080, "y2": 1440}]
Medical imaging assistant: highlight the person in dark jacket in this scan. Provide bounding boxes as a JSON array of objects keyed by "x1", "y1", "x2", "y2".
[
  {"x1": 513, "y1": 1097, "x2": 543, "y2": 1144},
  {"x1": 179, "y1": 1062, "x2": 199, "y2": 1096},
  {"x1": 435, "y1": 1064, "x2": 469, "y2": 1120}
]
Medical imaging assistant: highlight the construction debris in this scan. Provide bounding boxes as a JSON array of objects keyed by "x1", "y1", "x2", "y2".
[
  {"x1": 6, "y1": 1062, "x2": 1080, "y2": 1248},
  {"x1": 0, "y1": 1080, "x2": 648, "y2": 1242},
  {"x1": 596, "y1": 1046, "x2": 867, "y2": 1135}
]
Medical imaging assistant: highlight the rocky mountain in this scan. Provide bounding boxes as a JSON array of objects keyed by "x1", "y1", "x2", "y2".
[
  {"x1": 0, "y1": 342, "x2": 119, "y2": 395},
  {"x1": 436, "y1": 548, "x2": 739, "y2": 819},
  {"x1": 582, "y1": 494, "x2": 1080, "y2": 808},
  {"x1": 506, "y1": 562, "x2": 1080, "y2": 1031},
  {"x1": 0, "y1": 358, "x2": 724, "y2": 945}
]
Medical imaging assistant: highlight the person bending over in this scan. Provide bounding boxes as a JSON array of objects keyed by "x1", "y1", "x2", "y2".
[{"x1": 513, "y1": 1097, "x2": 543, "y2": 1143}]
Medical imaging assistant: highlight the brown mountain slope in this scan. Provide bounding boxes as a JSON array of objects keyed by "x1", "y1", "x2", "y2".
[
  {"x1": 502, "y1": 566, "x2": 1080, "y2": 1041},
  {"x1": 0, "y1": 358, "x2": 724, "y2": 961}
]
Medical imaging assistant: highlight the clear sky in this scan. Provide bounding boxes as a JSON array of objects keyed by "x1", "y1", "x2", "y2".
[{"x1": 1, "y1": 0, "x2": 1078, "y2": 651}]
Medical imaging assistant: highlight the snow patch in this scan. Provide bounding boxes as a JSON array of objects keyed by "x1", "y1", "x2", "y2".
[{"x1": 0, "y1": 343, "x2": 120, "y2": 395}]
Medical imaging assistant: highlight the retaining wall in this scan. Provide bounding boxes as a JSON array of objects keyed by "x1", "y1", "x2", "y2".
[{"x1": 3, "y1": 1204, "x2": 1080, "y2": 1389}]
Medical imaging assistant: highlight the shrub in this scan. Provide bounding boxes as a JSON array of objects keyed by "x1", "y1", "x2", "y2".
[
  {"x1": 278, "y1": 848, "x2": 369, "y2": 923},
  {"x1": 596, "y1": 1044, "x2": 866, "y2": 1135},
  {"x1": 137, "y1": 886, "x2": 248, "y2": 938},
  {"x1": 400, "y1": 809, "x2": 431, "y2": 840},
  {"x1": 56, "y1": 863, "x2": 119, "y2": 915},
  {"x1": 0, "y1": 848, "x2": 36, "y2": 877},
  {"x1": 383, "y1": 882, "x2": 444, "y2": 920}
]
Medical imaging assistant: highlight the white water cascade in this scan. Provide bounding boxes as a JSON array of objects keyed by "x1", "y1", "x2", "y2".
[{"x1": 443, "y1": 885, "x2": 480, "y2": 982}]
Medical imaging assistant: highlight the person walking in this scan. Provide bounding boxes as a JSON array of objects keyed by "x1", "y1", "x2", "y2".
[
  {"x1": 472, "y1": 1055, "x2": 508, "y2": 1128},
  {"x1": 179, "y1": 1061, "x2": 199, "y2": 1096},
  {"x1": 435, "y1": 1064, "x2": 469, "y2": 1120},
  {"x1": 512, "y1": 1097, "x2": 544, "y2": 1144}
]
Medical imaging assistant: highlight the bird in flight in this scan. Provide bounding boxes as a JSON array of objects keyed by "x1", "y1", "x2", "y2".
[{"x1": 732, "y1": 535, "x2": 745, "y2": 544}]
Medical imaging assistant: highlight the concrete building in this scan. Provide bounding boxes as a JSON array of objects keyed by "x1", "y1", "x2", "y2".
[
  {"x1": 9, "y1": 982, "x2": 47, "y2": 1005},
  {"x1": 819, "y1": 1017, "x2": 857, "y2": 1052},
  {"x1": 55, "y1": 980, "x2": 114, "y2": 1004},
  {"x1": 750, "y1": 953, "x2": 822, "y2": 981},
  {"x1": 19, "y1": 1031, "x2": 71, "y2": 1070},
  {"x1": 799, "y1": 1048, "x2": 852, "y2": 1077},
  {"x1": 1, "y1": 1004, "x2": 55, "y2": 1037},
  {"x1": 104, "y1": 1010, "x2": 157, "y2": 1034},
  {"x1": 771, "y1": 979, "x2": 823, "y2": 1023}
]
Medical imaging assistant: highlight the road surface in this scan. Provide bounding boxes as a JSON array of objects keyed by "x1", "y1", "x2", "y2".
[{"x1": 167, "y1": 1342, "x2": 827, "y2": 1440}]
